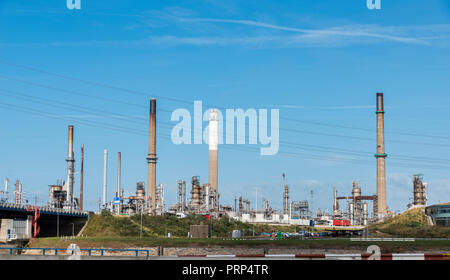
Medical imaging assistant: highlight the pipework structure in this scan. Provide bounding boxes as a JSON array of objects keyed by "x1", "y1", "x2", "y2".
[
  {"x1": 48, "y1": 180, "x2": 65, "y2": 208},
  {"x1": 335, "y1": 181, "x2": 376, "y2": 226},
  {"x1": 190, "y1": 176, "x2": 202, "y2": 212},
  {"x1": 176, "y1": 179, "x2": 187, "y2": 213},
  {"x1": 262, "y1": 197, "x2": 274, "y2": 218},
  {"x1": 14, "y1": 180, "x2": 24, "y2": 205},
  {"x1": 155, "y1": 183, "x2": 164, "y2": 215},
  {"x1": 238, "y1": 197, "x2": 251, "y2": 214},
  {"x1": 375, "y1": 92, "x2": 388, "y2": 220},
  {"x1": 119, "y1": 182, "x2": 147, "y2": 215},
  {"x1": 147, "y1": 98, "x2": 157, "y2": 215},
  {"x1": 290, "y1": 200, "x2": 309, "y2": 219}
]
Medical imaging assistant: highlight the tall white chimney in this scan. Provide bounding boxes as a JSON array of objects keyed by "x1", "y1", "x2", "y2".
[{"x1": 209, "y1": 110, "x2": 219, "y2": 192}]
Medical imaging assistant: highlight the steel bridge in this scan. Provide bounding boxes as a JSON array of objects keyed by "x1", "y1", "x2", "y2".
[{"x1": 0, "y1": 202, "x2": 89, "y2": 238}]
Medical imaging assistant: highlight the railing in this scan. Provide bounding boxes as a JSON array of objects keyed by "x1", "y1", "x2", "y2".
[
  {"x1": 0, "y1": 247, "x2": 150, "y2": 257},
  {"x1": 0, "y1": 202, "x2": 88, "y2": 216}
]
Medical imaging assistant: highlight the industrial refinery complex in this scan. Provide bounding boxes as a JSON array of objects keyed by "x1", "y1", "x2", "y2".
[{"x1": 1, "y1": 91, "x2": 446, "y2": 245}]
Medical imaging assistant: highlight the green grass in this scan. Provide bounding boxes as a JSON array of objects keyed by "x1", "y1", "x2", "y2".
[{"x1": 82, "y1": 212, "x2": 302, "y2": 238}]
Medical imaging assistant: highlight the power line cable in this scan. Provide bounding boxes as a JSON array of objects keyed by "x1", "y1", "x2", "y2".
[
  {"x1": 4, "y1": 76, "x2": 449, "y2": 149},
  {"x1": 2, "y1": 100, "x2": 450, "y2": 170},
  {"x1": 2, "y1": 88, "x2": 450, "y2": 165},
  {"x1": 2, "y1": 58, "x2": 450, "y2": 140}
]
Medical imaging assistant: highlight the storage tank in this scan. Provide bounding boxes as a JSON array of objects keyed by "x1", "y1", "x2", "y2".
[
  {"x1": 349, "y1": 202, "x2": 354, "y2": 226},
  {"x1": 362, "y1": 203, "x2": 368, "y2": 226}
]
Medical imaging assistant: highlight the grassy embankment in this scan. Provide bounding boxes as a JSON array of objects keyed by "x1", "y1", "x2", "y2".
[
  {"x1": 81, "y1": 211, "x2": 302, "y2": 238},
  {"x1": 368, "y1": 207, "x2": 450, "y2": 238}
]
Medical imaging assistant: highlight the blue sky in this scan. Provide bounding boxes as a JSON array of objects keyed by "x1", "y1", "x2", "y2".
[{"x1": 1, "y1": 0, "x2": 450, "y2": 214}]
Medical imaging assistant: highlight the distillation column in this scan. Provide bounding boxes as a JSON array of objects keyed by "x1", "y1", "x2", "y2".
[{"x1": 65, "y1": 125, "x2": 75, "y2": 210}]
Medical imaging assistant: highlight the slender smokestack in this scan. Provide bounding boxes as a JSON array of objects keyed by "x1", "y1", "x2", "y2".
[
  {"x1": 147, "y1": 98, "x2": 157, "y2": 214},
  {"x1": 375, "y1": 92, "x2": 387, "y2": 219},
  {"x1": 117, "y1": 152, "x2": 121, "y2": 214},
  {"x1": 117, "y1": 152, "x2": 121, "y2": 198},
  {"x1": 102, "y1": 149, "x2": 108, "y2": 208},
  {"x1": 80, "y1": 144, "x2": 84, "y2": 211},
  {"x1": 209, "y1": 109, "x2": 218, "y2": 192},
  {"x1": 66, "y1": 125, "x2": 75, "y2": 210},
  {"x1": 333, "y1": 185, "x2": 337, "y2": 212}
]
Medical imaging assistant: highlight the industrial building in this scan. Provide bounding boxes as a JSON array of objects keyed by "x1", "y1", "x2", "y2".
[
  {"x1": 425, "y1": 203, "x2": 450, "y2": 226},
  {"x1": 333, "y1": 181, "x2": 375, "y2": 226}
]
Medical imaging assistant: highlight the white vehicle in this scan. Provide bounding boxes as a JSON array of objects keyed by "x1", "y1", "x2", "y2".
[{"x1": 176, "y1": 212, "x2": 186, "y2": 218}]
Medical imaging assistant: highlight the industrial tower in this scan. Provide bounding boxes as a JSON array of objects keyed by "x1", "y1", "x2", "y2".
[
  {"x1": 147, "y1": 98, "x2": 157, "y2": 214},
  {"x1": 209, "y1": 109, "x2": 219, "y2": 192},
  {"x1": 65, "y1": 125, "x2": 75, "y2": 210},
  {"x1": 375, "y1": 93, "x2": 387, "y2": 219}
]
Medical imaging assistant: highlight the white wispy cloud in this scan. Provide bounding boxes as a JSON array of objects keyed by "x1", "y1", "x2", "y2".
[
  {"x1": 276, "y1": 105, "x2": 376, "y2": 110},
  {"x1": 180, "y1": 18, "x2": 429, "y2": 45},
  {"x1": 2, "y1": 10, "x2": 450, "y2": 48}
]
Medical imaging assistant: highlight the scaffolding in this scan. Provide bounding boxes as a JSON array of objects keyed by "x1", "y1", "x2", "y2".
[
  {"x1": 413, "y1": 174, "x2": 427, "y2": 206},
  {"x1": 290, "y1": 200, "x2": 309, "y2": 219}
]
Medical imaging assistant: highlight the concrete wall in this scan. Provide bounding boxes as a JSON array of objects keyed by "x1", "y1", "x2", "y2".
[{"x1": 0, "y1": 218, "x2": 32, "y2": 243}]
